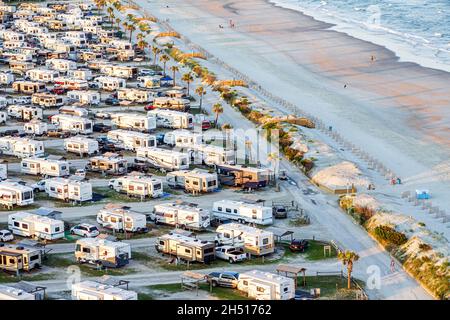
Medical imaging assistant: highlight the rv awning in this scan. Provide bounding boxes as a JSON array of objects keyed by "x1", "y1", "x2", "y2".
[
  {"x1": 276, "y1": 264, "x2": 306, "y2": 275},
  {"x1": 12, "y1": 281, "x2": 46, "y2": 294},
  {"x1": 160, "y1": 76, "x2": 173, "y2": 82},
  {"x1": 266, "y1": 227, "x2": 294, "y2": 241}
]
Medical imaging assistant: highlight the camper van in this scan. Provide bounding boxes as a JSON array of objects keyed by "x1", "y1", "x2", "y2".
[
  {"x1": 7, "y1": 105, "x2": 43, "y2": 121},
  {"x1": 215, "y1": 223, "x2": 275, "y2": 256},
  {"x1": 215, "y1": 164, "x2": 272, "y2": 189},
  {"x1": 117, "y1": 89, "x2": 154, "y2": 103},
  {"x1": 151, "y1": 202, "x2": 211, "y2": 230},
  {"x1": 67, "y1": 90, "x2": 100, "y2": 105},
  {"x1": 8, "y1": 211, "x2": 64, "y2": 240},
  {"x1": 25, "y1": 68, "x2": 59, "y2": 83},
  {"x1": 43, "y1": 178, "x2": 92, "y2": 202},
  {"x1": 0, "y1": 244, "x2": 42, "y2": 272},
  {"x1": 51, "y1": 114, "x2": 93, "y2": 134},
  {"x1": 31, "y1": 93, "x2": 64, "y2": 108},
  {"x1": 12, "y1": 81, "x2": 46, "y2": 94},
  {"x1": 166, "y1": 169, "x2": 218, "y2": 193},
  {"x1": 0, "y1": 72, "x2": 14, "y2": 85},
  {"x1": 152, "y1": 97, "x2": 190, "y2": 112},
  {"x1": 21, "y1": 158, "x2": 69, "y2": 177},
  {"x1": 212, "y1": 200, "x2": 273, "y2": 225},
  {"x1": 94, "y1": 76, "x2": 126, "y2": 91},
  {"x1": 23, "y1": 120, "x2": 48, "y2": 136},
  {"x1": 111, "y1": 113, "x2": 157, "y2": 132},
  {"x1": 135, "y1": 147, "x2": 190, "y2": 171},
  {"x1": 100, "y1": 65, "x2": 137, "y2": 79},
  {"x1": 107, "y1": 130, "x2": 156, "y2": 151},
  {"x1": 58, "y1": 106, "x2": 89, "y2": 118},
  {"x1": 71, "y1": 281, "x2": 137, "y2": 301},
  {"x1": 0, "y1": 136, "x2": 45, "y2": 158},
  {"x1": 75, "y1": 238, "x2": 131, "y2": 268},
  {"x1": 0, "y1": 182, "x2": 34, "y2": 208},
  {"x1": 108, "y1": 175, "x2": 163, "y2": 199},
  {"x1": 97, "y1": 205, "x2": 147, "y2": 233},
  {"x1": 237, "y1": 270, "x2": 295, "y2": 300},
  {"x1": 188, "y1": 144, "x2": 236, "y2": 166},
  {"x1": 155, "y1": 232, "x2": 215, "y2": 264},
  {"x1": 86, "y1": 153, "x2": 127, "y2": 175},
  {"x1": 163, "y1": 129, "x2": 203, "y2": 147},
  {"x1": 64, "y1": 136, "x2": 99, "y2": 156},
  {"x1": 148, "y1": 109, "x2": 193, "y2": 129}
]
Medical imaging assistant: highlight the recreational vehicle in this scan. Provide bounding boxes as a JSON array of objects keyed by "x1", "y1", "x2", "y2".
[
  {"x1": 0, "y1": 182, "x2": 34, "y2": 208},
  {"x1": 9, "y1": 61, "x2": 35, "y2": 75},
  {"x1": 163, "y1": 129, "x2": 203, "y2": 147},
  {"x1": 135, "y1": 147, "x2": 190, "y2": 171},
  {"x1": 151, "y1": 202, "x2": 211, "y2": 230},
  {"x1": 188, "y1": 144, "x2": 236, "y2": 166},
  {"x1": 212, "y1": 200, "x2": 273, "y2": 225},
  {"x1": 155, "y1": 232, "x2": 215, "y2": 264},
  {"x1": 94, "y1": 76, "x2": 126, "y2": 91},
  {"x1": 12, "y1": 81, "x2": 46, "y2": 94},
  {"x1": 97, "y1": 205, "x2": 147, "y2": 233},
  {"x1": 7, "y1": 105, "x2": 43, "y2": 121},
  {"x1": 31, "y1": 93, "x2": 64, "y2": 108},
  {"x1": 148, "y1": 109, "x2": 193, "y2": 129},
  {"x1": 166, "y1": 169, "x2": 219, "y2": 193},
  {"x1": 64, "y1": 136, "x2": 99, "y2": 156},
  {"x1": 108, "y1": 39, "x2": 132, "y2": 51},
  {"x1": 0, "y1": 136, "x2": 45, "y2": 158},
  {"x1": 51, "y1": 114, "x2": 93, "y2": 134},
  {"x1": 71, "y1": 281, "x2": 137, "y2": 301},
  {"x1": 58, "y1": 106, "x2": 89, "y2": 118},
  {"x1": 106, "y1": 129, "x2": 156, "y2": 151},
  {"x1": 237, "y1": 270, "x2": 295, "y2": 300},
  {"x1": 0, "y1": 72, "x2": 14, "y2": 85},
  {"x1": 21, "y1": 158, "x2": 69, "y2": 177},
  {"x1": 75, "y1": 238, "x2": 131, "y2": 268},
  {"x1": 111, "y1": 113, "x2": 156, "y2": 132},
  {"x1": 86, "y1": 153, "x2": 128, "y2": 175},
  {"x1": 215, "y1": 223, "x2": 275, "y2": 256},
  {"x1": 67, "y1": 69, "x2": 92, "y2": 81},
  {"x1": 0, "y1": 244, "x2": 42, "y2": 272},
  {"x1": 152, "y1": 97, "x2": 190, "y2": 111},
  {"x1": 215, "y1": 164, "x2": 272, "y2": 189},
  {"x1": 23, "y1": 120, "x2": 48, "y2": 136},
  {"x1": 45, "y1": 58, "x2": 76, "y2": 72},
  {"x1": 116, "y1": 49, "x2": 135, "y2": 62},
  {"x1": 25, "y1": 68, "x2": 59, "y2": 83},
  {"x1": 136, "y1": 76, "x2": 160, "y2": 89},
  {"x1": 8, "y1": 211, "x2": 64, "y2": 240},
  {"x1": 117, "y1": 89, "x2": 154, "y2": 103},
  {"x1": 108, "y1": 175, "x2": 163, "y2": 199},
  {"x1": 100, "y1": 65, "x2": 137, "y2": 79},
  {"x1": 78, "y1": 50, "x2": 103, "y2": 62},
  {"x1": 0, "y1": 285, "x2": 36, "y2": 300},
  {"x1": 44, "y1": 178, "x2": 92, "y2": 202},
  {"x1": 53, "y1": 77, "x2": 89, "y2": 90},
  {"x1": 67, "y1": 90, "x2": 100, "y2": 105}
]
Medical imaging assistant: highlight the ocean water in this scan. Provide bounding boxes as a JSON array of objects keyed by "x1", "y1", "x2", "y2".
[{"x1": 269, "y1": 0, "x2": 450, "y2": 72}]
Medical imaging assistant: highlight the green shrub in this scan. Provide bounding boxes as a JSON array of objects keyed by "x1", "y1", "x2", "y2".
[{"x1": 374, "y1": 225, "x2": 407, "y2": 246}]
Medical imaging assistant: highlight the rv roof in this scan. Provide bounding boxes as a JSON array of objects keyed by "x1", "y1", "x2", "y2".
[
  {"x1": 9, "y1": 211, "x2": 63, "y2": 225},
  {"x1": 0, "y1": 181, "x2": 33, "y2": 192},
  {"x1": 76, "y1": 237, "x2": 130, "y2": 249},
  {"x1": 216, "y1": 223, "x2": 273, "y2": 236},
  {"x1": 214, "y1": 199, "x2": 269, "y2": 210},
  {"x1": 161, "y1": 233, "x2": 213, "y2": 248}
]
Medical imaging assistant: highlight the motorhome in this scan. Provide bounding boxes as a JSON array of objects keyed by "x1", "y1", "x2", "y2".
[
  {"x1": 25, "y1": 68, "x2": 59, "y2": 83},
  {"x1": 9, "y1": 61, "x2": 35, "y2": 75},
  {"x1": 152, "y1": 97, "x2": 190, "y2": 112},
  {"x1": 44, "y1": 177, "x2": 92, "y2": 202},
  {"x1": 0, "y1": 136, "x2": 45, "y2": 158},
  {"x1": 21, "y1": 158, "x2": 69, "y2": 177},
  {"x1": 215, "y1": 223, "x2": 275, "y2": 256},
  {"x1": 237, "y1": 270, "x2": 295, "y2": 300},
  {"x1": 71, "y1": 281, "x2": 137, "y2": 301},
  {"x1": 12, "y1": 81, "x2": 46, "y2": 94},
  {"x1": 31, "y1": 93, "x2": 64, "y2": 108},
  {"x1": 0, "y1": 182, "x2": 34, "y2": 208},
  {"x1": 23, "y1": 120, "x2": 48, "y2": 136},
  {"x1": 45, "y1": 58, "x2": 77, "y2": 72},
  {"x1": 7, "y1": 105, "x2": 43, "y2": 121},
  {"x1": 67, "y1": 69, "x2": 92, "y2": 81},
  {"x1": 188, "y1": 144, "x2": 235, "y2": 166},
  {"x1": 151, "y1": 202, "x2": 211, "y2": 230},
  {"x1": 111, "y1": 113, "x2": 156, "y2": 132},
  {"x1": 166, "y1": 169, "x2": 219, "y2": 193},
  {"x1": 97, "y1": 204, "x2": 147, "y2": 233},
  {"x1": 107, "y1": 129, "x2": 156, "y2": 151},
  {"x1": 67, "y1": 90, "x2": 100, "y2": 105},
  {"x1": 155, "y1": 232, "x2": 215, "y2": 264},
  {"x1": 94, "y1": 76, "x2": 126, "y2": 91},
  {"x1": 163, "y1": 129, "x2": 203, "y2": 147},
  {"x1": 108, "y1": 175, "x2": 163, "y2": 199},
  {"x1": 0, "y1": 244, "x2": 42, "y2": 272},
  {"x1": 148, "y1": 109, "x2": 193, "y2": 129},
  {"x1": 8, "y1": 211, "x2": 64, "y2": 240},
  {"x1": 136, "y1": 147, "x2": 190, "y2": 171},
  {"x1": 212, "y1": 200, "x2": 273, "y2": 225},
  {"x1": 136, "y1": 76, "x2": 160, "y2": 89},
  {"x1": 117, "y1": 89, "x2": 154, "y2": 103},
  {"x1": 0, "y1": 72, "x2": 14, "y2": 85},
  {"x1": 64, "y1": 136, "x2": 99, "y2": 156},
  {"x1": 215, "y1": 164, "x2": 272, "y2": 189},
  {"x1": 53, "y1": 77, "x2": 89, "y2": 90},
  {"x1": 86, "y1": 153, "x2": 128, "y2": 175},
  {"x1": 58, "y1": 105, "x2": 89, "y2": 117},
  {"x1": 100, "y1": 65, "x2": 137, "y2": 79},
  {"x1": 51, "y1": 114, "x2": 93, "y2": 134},
  {"x1": 75, "y1": 238, "x2": 131, "y2": 268}
]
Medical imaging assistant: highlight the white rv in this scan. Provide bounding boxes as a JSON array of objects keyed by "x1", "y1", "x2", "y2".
[
  {"x1": 0, "y1": 285, "x2": 36, "y2": 300},
  {"x1": 58, "y1": 105, "x2": 89, "y2": 118},
  {"x1": 25, "y1": 68, "x2": 59, "y2": 83},
  {"x1": 212, "y1": 200, "x2": 273, "y2": 225},
  {"x1": 111, "y1": 113, "x2": 156, "y2": 132},
  {"x1": 215, "y1": 223, "x2": 275, "y2": 256},
  {"x1": 100, "y1": 65, "x2": 137, "y2": 79},
  {"x1": 0, "y1": 182, "x2": 34, "y2": 208},
  {"x1": 31, "y1": 93, "x2": 64, "y2": 108},
  {"x1": 7, "y1": 105, "x2": 43, "y2": 121},
  {"x1": 23, "y1": 120, "x2": 48, "y2": 136},
  {"x1": 148, "y1": 109, "x2": 193, "y2": 129},
  {"x1": 108, "y1": 175, "x2": 163, "y2": 198},
  {"x1": 97, "y1": 205, "x2": 147, "y2": 233},
  {"x1": 0, "y1": 136, "x2": 45, "y2": 158},
  {"x1": 8, "y1": 211, "x2": 64, "y2": 240},
  {"x1": 136, "y1": 147, "x2": 190, "y2": 171},
  {"x1": 75, "y1": 238, "x2": 131, "y2": 268},
  {"x1": 51, "y1": 114, "x2": 93, "y2": 134},
  {"x1": 44, "y1": 177, "x2": 92, "y2": 202},
  {"x1": 166, "y1": 169, "x2": 219, "y2": 193},
  {"x1": 136, "y1": 76, "x2": 161, "y2": 89},
  {"x1": 152, "y1": 97, "x2": 190, "y2": 111},
  {"x1": 87, "y1": 153, "x2": 128, "y2": 175},
  {"x1": 21, "y1": 157, "x2": 70, "y2": 177},
  {"x1": 188, "y1": 144, "x2": 236, "y2": 166},
  {"x1": 12, "y1": 81, "x2": 46, "y2": 94},
  {"x1": 53, "y1": 77, "x2": 89, "y2": 90},
  {"x1": 152, "y1": 202, "x2": 211, "y2": 230},
  {"x1": 0, "y1": 72, "x2": 14, "y2": 85},
  {"x1": 163, "y1": 129, "x2": 203, "y2": 147},
  {"x1": 45, "y1": 58, "x2": 77, "y2": 72},
  {"x1": 71, "y1": 281, "x2": 137, "y2": 301},
  {"x1": 108, "y1": 39, "x2": 132, "y2": 51},
  {"x1": 237, "y1": 270, "x2": 295, "y2": 300},
  {"x1": 0, "y1": 244, "x2": 42, "y2": 272},
  {"x1": 67, "y1": 69, "x2": 93, "y2": 81},
  {"x1": 9, "y1": 61, "x2": 35, "y2": 75},
  {"x1": 106, "y1": 129, "x2": 156, "y2": 151},
  {"x1": 94, "y1": 76, "x2": 126, "y2": 91},
  {"x1": 64, "y1": 136, "x2": 99, "y2": 156},
  {"x1": 67, "y1": 90, "x2": 100, "y2": 105},
  {"x1": 117, "y1": 89, "x2": 154, "y2": 103}
]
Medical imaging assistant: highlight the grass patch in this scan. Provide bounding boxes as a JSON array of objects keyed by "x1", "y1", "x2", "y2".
[
  {"x1": 147, "y1": 283, "x2": 250, "y2": 300},
  {"x1": 296, "y1": 275, "x2": 365, "y2": 300},
  {"x1": 0, "y1": 271, "x2": 57, "y2": 283},
  {"x1": 138, "y1": 292, "x2": 154, "y2": 300}
]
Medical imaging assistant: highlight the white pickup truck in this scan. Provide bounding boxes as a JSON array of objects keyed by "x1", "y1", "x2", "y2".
[{"x1": 215, "y1": 246, "x2": 248, "y2": 263}]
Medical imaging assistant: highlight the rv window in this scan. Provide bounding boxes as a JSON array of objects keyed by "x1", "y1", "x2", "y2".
[
  {"x1": 284, "y1": 287, "x2": 289, "y2": 292},
  {"x1": 82, "y1": 247, "x2": 91, "y2": 253},
  {"x1": 204, "y1": 248, "x2": 214, "y2": 254},
  {"x1": 45, "y1": 228, "x2": 49, "y2": 232},
  {"x1": 234, "y1": 209, "x2": 237, "y2": 213},
  {"x1": 257, "y1": 287, "x2": 265, "y2": 293},
  {"x1": 193, "y1": 181, "x2": 199, "y2": 186},
  {"x1": 14, "y1": 221, "x2": 19, "y2": 227},
  {"x1": 243, "y1": 280, "x2": 248, "y2": 286},
  {"x1": 9, "y1": 258, "x2": 15, "y2": 264},
  {"x1": 159, "y1": 240, "x2": 164, "y2": 245},
  {"x1": 263, "y1": 238, "x2": 269, "y2": 245},
  {"x1": 196, "y1": 250, "x2": 201, "y2": 256},
  {"x1": 22, "y1": 223, "x2": 29, "y2": 230},
  {"x1": 110, "y1": 217, "x2": 117, "y2": 223},
  {"x1": 30, "y1": 255, "x2": 39, "y2": 261},
  {"x1": 224, "y1": 233, "x2": 231, "y2": 239},
  {"x1": 226, "y1": 208, "x2": 231, "y2": 213},
  {"x1": 55, "y1": 227, "x2": 60, "y2": 232},
  {"x1": 76, "y1": 244, "x2": 81, "y2": 251},
  {"x1": 184, "y1": 249, "x2": 191, "y2": 254},
  {"x1": 217, "y1": 207, "x2": 222, "y2": 211}
]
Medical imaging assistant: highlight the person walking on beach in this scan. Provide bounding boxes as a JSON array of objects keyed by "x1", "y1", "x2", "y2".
[
  {"x1": 344, "y1": 84, "x2": 347, "y2": 88},
  {"x1": 371, "y1": 55, "x2": 376, "y2": 62},
  {"x1": 390, "y1": 258, "x2": 396, "y2": 273}
]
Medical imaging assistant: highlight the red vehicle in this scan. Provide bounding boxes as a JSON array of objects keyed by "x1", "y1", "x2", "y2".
[
  {"x1": 51, "y1": 87, "x2": 67, "y2": 95},
  {"x1": 202, "y1": 120, "x2": 211, "y2": 130},
  {"x1": 144, "y1": 104, "x2": 155, "y2": 111}
]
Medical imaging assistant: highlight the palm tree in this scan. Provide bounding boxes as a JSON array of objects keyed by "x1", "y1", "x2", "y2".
[
  {"x1": 115, "y1": 17, "x2": 121, "y2": 30},
  {"x1": 126, "y1": 23, "x2": 136, "y2": 41},
  {"x1": 159, "y1": 54, "x2": 170, "y2": 76},
  {"x1": 222, "y1": 123, "x2": 233, "y2": 150},
  {"x1": 137, "y1": 38, "x2": 148, "y2": 52},
  {"x1": 126, "y1": 13, "x2": 135, "y2": 23},
  {"x1": 170, "y1": 65, "x2": 179, "y2": 86},
  {"x1": 106, "y1": 6, "x2": 114, "y2": 24},
  {"x1": 93, "y1": 0, "x2": 107, "y2": 11},
  {"x1": 212, "y1": 103, "x2": 224, "y2": 128},
  {"x1": 151, "y1": 45, "x2": 161, "y2": 67},
  {"x1": 338, "y1": 250, "x2": 360, "y2": 289},
  {"x1": 181, "y1": 72, "x2": 194, "y2": 96},
  {"x1": 195, "y1": 86, "x2": 206, "y2": 112}
]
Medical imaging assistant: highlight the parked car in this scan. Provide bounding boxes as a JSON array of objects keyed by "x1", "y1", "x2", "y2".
[
  {"x1": 89, "y1": 82, "x2": 101, "y2": 89},
  {"x1": 74, "y1": 169, "x2": 86, "y2": 180},
  {"x1": 100, "y1": 143, "x2": 122, "y2": 153},
  {"x1": 95, "y1": 112, "x2": 111, "y2": 119},
  {"x1": 289, "y1": 239, "x2": 309, "y2": 253},
  {"x1": 93, "y1": 123, "x2": 112, "y2": 133},
  {"x1": 215, "y1": 246, "x2": 248, "y2": 263},
  {"x1": 273, "y1": 205, "x2": 287, "y2": 219},
  {"x1": 127, "y1": 162, "x2": 152, "y2": 173},
  {"x1": 51, "y1": 87, "x2": 67, "y2": 95},
  {"x1": 0, "y1": 129, "x2": 19, "y2": 137},
  {"x1": 31, "y1": 180, "x2": 46, "y2": 192},
  {"x1": 144, "y1": 104, "x2": 154, "y2": 111},
  {"x1": 0, "y1": 230, "x2": 14, "y2": 242},
  {"x1": 138, "y1": 69, "x2": 156, "y2": 77},
  {"x1": 70, "y1": 223, "x2": 99, "y2": 238},
  {"x1": 156, "y1": 133, "x2": 164, "y2": 144},
  {"x1": 201, "y1": 120, "x2": 212, "y2": 131},
  {"x1": 206, "y1": 272, "x2": 240, "y2": 288},
  {"x1": 47, "y1": 129, "x2": 70, "y2": 138},
  {"x1": 105, "y1": 97, "x2": 120, "y2": 105}
]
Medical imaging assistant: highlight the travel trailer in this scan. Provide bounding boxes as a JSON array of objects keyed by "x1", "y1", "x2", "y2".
[
  {"x1": 9, "y1": 61, "x2": 35, "y2": 75},
  {"x1": 0, "y1": 182, "x2": 34, "y2": 208},
  {"x1": 215, "y1": 223, "x2": 275, "y2": 256},
  {"x1": 151, "y1": 202, "x2": 211, "y2": 230},
  {"x1": 212, "y1": 200, "x2": 273, "y2": 225},
  {"x1": 148, "y1": 109, "x2": 193, "y2": 129},
  {"x1": 0, "y1": 285, "x2": 36, "y2": 300},
  {"x1": 237, "y1": 270, "x2": 295, "y2": 300},
  {"x1": 152, "y1": 97, "x2": 190, "y2": 111},
  {"x1": 0, "y1": 137, "x2": 45, "y2": 158},
  {"x1": 100, "y1": 65, "x2": 137, "y2": 79},
  {"x1": 117, "y1": 89, "x2": 154, "y2": 103},
  {"x1": 97, "y1": 206, "x2": 147, "y2": 233},
  {"x1": 25, "y1": 68, "x2": 59, "y2": 83},
  {"x1": 58, "y1": 106, "x2": 89, "y2": 118},
  {"x1": 31, "y1": 93, "x2": 64, "y2": 108},
  {"x1": 163, "y1": 129, "x2": 203, "y2": 147},
  {"x1": 12, "y1": 81, "x2": 46, "y2": 94},
  {"x1": 75, "y1": 238, "x2": 131, "y2": 268},
  {"x1": 67, "y1": 69, "x2": 92, "y2": 81},
  {"x1": 165, "y1": 89, "x2": 186, "y2": 99},
  {"x1": 108, "y1": 39, "x2": 132, "y2": 51},
  {"x1": 155, "y1": 232, "x2": 215, "y2": 264},
  {"x1": 23, "y1": 120, "x2": 48, "y2": 136},
  {"x1": 0, "y1": 72, "x2": 14, "y2": 85},
  {"x1": 7, "y1": 105, "x2": 43, "y2": 121},
  {"x1": 135, "y1": 147, "x2": 190, "y2": 171},
  {"x1": 111, "y1": 113, "x2": 156, "y2": 132},
  {"x1": 71, "y1": 281, "x2": 137, "y2": 301},
  {"x1": 67, "y1": 90, "x2": 100, "y2": 105},
  {"x1": 53, "y1": 77, "x2": 89, "y2": 90},
  {"x1": 136, "y1": 76, "x2": 160, "y2": 89},
  {"x1": 44, "y1": 178, "x2": 92, "y2": 202},
  {"x1": 86, "y1": 153, "x2": 128, "y2": 175},
  {"x1": 64, "y1": 136, "x2": 99, "y2": 156},
  {"x1": 106, "y1": 130, "x2": 156, "y2": 151},
  {"x1": 51, "y1": 114, "x2": 93, "y2": 134},
  {"x1": 188, "y1": 144, "x2": 236, "y2": 166},
  {"x1": 8, "y1": 211, "x2": 64, "y2": 240},
  {"x1": 94, "y1": 76, "x2": 126, "y2": 91},
  {"x1": 166, "y1": 169, "x2": 219, "y2": 193},
  {"x1": 45, "y1": 58, "x2": 77, "y2": 72},
  {"x1": 108, "y1": 175, "x2": 163, "y2": 199},
  {"x1": 21, "y1": 157, "x2": 69, "y2": 177},
  {"x1": 215, "y1": 164, "x2": 272, "y2": 189},
  {"x1": 0, "y1": 244, "x2": 42, "y2": 272},
  {"x1": 78, "y1": 51, "x2": 103, "y2": 62}
]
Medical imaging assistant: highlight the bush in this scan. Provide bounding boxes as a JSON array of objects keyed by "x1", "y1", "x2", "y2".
[{"x1": 374, "y1": 225, "x2": 408, "y2": 246}]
